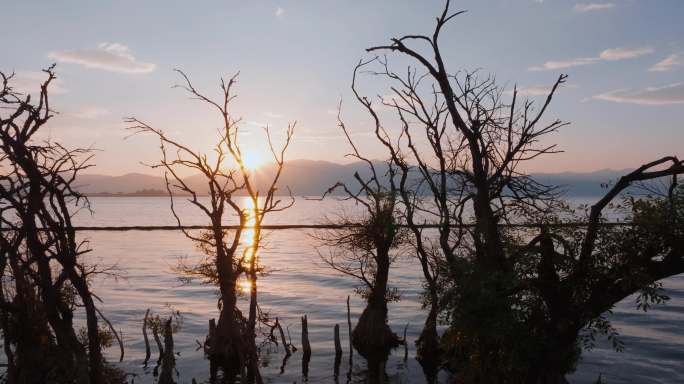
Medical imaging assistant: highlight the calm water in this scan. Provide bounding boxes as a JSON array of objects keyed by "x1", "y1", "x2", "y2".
[{"x1": 64, "y1": 197, "x2": 684, "y2": 383}]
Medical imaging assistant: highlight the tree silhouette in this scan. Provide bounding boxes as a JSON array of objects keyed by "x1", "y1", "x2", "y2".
[
  {"x1": 351, "y1": 1, "x2": 684, "y2": 382},
  {"x1": 127, "y1": 69, "x2": 294, "y2": 383},
  {"x1": 0, "y1": 66, "x2": 122, "y2": 383},
  {"x1": 315, "y1": 103, "x2": 403, "y2": 381}
]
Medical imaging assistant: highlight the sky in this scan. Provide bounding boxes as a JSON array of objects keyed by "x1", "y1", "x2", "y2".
[{"x1": 2, "y1": 0, "x2": 683, "y2": 176}]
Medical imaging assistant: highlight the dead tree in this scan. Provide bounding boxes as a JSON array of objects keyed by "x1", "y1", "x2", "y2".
[
  {"x1": 314, "y1": 105, "x2": 403, "y2": 380},
  {"x1": 352, "y1": 1, "x2": 684, "y2": 382},
  {"x1": 127, "y1": 69, "x2": 294, "y2": 383},
  {"x1": 0, "y1": 66, "x2": 119, "y2": 383}
]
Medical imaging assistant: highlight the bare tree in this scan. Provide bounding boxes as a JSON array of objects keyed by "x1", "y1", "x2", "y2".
[
  {"x1": 0, "y1": 66, "x2": 121, "y2": 384},
  {"x1": 350, "y1": 1, "x2": 684, "y2": 382},
  {"x1": 127, "y1": 69, "x2": 294, "y2": 383},
  {"x1": 315, "y1": 104, "x2": 403, "y2": 381}
]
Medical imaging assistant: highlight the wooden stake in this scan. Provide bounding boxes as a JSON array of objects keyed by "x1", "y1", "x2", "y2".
[
  {"x1": 276, "y1": 317, "x2": 291, "y2": 356},
  {"x1": 334, "y1": 324, "x2": 342, "y2": 357},
  {"x1": 301, "y1": 315, "x2": 311, "y2": 358},
  {"x1": 158, "y1": 318, "x2": 175, "y2": 384},
  {"x1": 403, "y1": 323, "x2": 409, "y2": 362},
  {"x1": 347, "y1": 296, "x2": 353, "y2": 364},
  {"x1": 142, "y1": 308, "x2": 151, "y2": 366},
  {"x1": 301, "y1": 315, "x2": 311, "y2": 379}
]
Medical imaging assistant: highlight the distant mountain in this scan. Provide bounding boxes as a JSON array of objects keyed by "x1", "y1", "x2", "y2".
[{"x1": 76, "y1": 160, "x2": 641, "y2": 198}]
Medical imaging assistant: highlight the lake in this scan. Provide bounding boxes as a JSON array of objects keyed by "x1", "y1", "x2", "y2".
[{"x1": 66, "y1": 197, "x2": 684, "y2": 383}]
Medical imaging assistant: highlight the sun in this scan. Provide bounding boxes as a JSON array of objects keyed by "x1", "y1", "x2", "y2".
[{"x1": 241, "y1": 151, "x2": 263, "y2": 171}]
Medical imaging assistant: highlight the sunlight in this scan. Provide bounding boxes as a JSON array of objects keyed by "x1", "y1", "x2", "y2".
[
  {"x1": 240, "y1": 197, "x2": 258, "y2": 264},
  {"x1": 241, "y1": 151, "x2": 263, "y2": 171},
  {"x1": 237, "y1": 277, "x2": 253, "y2": 294}
]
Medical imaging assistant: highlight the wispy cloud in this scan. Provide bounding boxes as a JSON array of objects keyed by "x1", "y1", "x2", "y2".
[
  {"x1": 275, "y1": 7, "x2": 285, "y2": 17},
  {"x1": 592, "y1": 82, "x2": 684, "y2": 105},
  {"x1": 48, "y1": 43, "x2": 156, "y2": 74},
  {"x1": 599, "y1": 47, "x2": 654, "y2": 61},
  {"x1": 574, "y1": 3, "x2": 615, "y2": 12},
  {"x1": 530, "y1": 58, "x2": 598, "y2": 71},
  {"x1": 530, "y1": 47, "x2": 653, "y2": 71},
  {"x1": 10, "y1": 71, "x2": 68, "y2": 95},
  {"x1": 649, "y1": 53, "x2": 681, "y2": 72}
]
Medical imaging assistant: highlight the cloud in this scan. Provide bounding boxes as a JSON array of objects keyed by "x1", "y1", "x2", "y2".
[
  {"x1": 574, "y1": 3, "x2": 615, "y2": 12},
  {"x1": 69, "y1": 106, "x2": 110, "y2": 119},
  {"x1": 529, "y1": 58, "x2": 598, "y2": 71},
  {"x1": 649, "y1": 53, "x2": 681, "y2": 72},
  {"x1": 530, "y1": 47, "x2": 653, "y2": 71},
  {"x1": 9, "y1": 71, "x2": 68, "y2": 95},
  {"x1": 599, "y1": 47, "x2": 653, "y2": 61},
  {"x1": 592, "y1": 82, "x2": 684, "y2": 105},
  {"x1": 48, "y1": 43, "x2": 156, "y2": 74},
  {"x1": 275, "y1": 7, "x2": 285, "y2": 17}
]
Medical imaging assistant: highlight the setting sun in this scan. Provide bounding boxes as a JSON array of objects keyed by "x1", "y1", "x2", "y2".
[
  {"x1": 5, "y1": 1, "x2": 684, "y2": 383},
  {"x1": 241, "y1": 151, "x2": 263, "y2": 171}
]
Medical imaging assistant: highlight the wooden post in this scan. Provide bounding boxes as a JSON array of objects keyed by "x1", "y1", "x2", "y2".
[
  {"x1": 158, "y1": 318, "x2": 176, "y2": 384},
  {"x1": 334, "y1": 324, "x2": 342, "y2": 378},
  {"x1": 142, "y1": 308, "x2": 151, "y2": 366},
  {"x1": 301, "y1": 315, "x2": 311, "y2": 357},
  {"x1": 152, "y1": 323, "x2": 164, "y2": 364},
  {"x1": 301, "y1": 315, "x2": 311, "y2": 379},
  {"x1": 346, "y1": 296, "x2": 353, "y2": 364},
  {"x1": 403, "y1": 323, "x2": 409, "y2": 362},
  {"x1": 334, "y1": 324, "x2": 342, "y2": 357},
  {"x1": 276, "y1": 317, "x2": 291, "y2": 356}
]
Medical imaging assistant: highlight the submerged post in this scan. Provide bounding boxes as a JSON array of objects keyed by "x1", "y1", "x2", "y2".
[
  {"x1": 276, "y1": 317, "x2": 291, "y2": 356},
  {"x1": 142, "y1": 309, "x2": 151, "y2": 366},
  {"x1": 334, "y1": 324, "x2": 342, "y2": 378},
  {"x1": 403, "y1": 323, "x2": 409, "y2": 362},
  {"x1": 301, "y1": 315, "x2": 311, "y2": 378},
  {"x1": 158, "y1": 318, "x2": 176, "y2": 384},
  {"x1": 347, "y1": 296, "x2": 353, "y2": 364},
  {"x1": 334, "y1": 324, "x2": 342, "y2": 357}
]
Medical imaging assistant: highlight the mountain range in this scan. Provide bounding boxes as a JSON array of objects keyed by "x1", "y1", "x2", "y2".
[{"x1": 75, "y1": 159, "x2": 635, "y2": 198}]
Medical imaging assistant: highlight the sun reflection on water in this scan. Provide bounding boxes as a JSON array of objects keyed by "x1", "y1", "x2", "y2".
[{"x1": 238, "y1": 196, "x2": 259, "y2": 292}]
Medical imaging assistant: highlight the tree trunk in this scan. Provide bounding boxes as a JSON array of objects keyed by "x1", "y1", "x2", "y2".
[
  {"x1": 351, "y1": 247, "x2": 398, "y2": 382},
  {"x1": 416, "y1": 302, "x2": 440, "y2": 383}
]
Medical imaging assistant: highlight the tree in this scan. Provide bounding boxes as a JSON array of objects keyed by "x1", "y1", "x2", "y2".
[
  {"x1": 0, "y1": 66, "x2": 121, "y2": 383},
  {"x1": 127, "y1": 69, "x2": 294, "y2": 383},
  {"x1": 351, "y1": 1, "x2": 684, "y2": 382},
  {"x1": 315, "y1": 105, "x2": 403, "y2": 381}
]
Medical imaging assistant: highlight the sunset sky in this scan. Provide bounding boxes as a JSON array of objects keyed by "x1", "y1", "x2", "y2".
[{"x1": 3, "y1": 0, "x2": 683, "y2": 176}]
